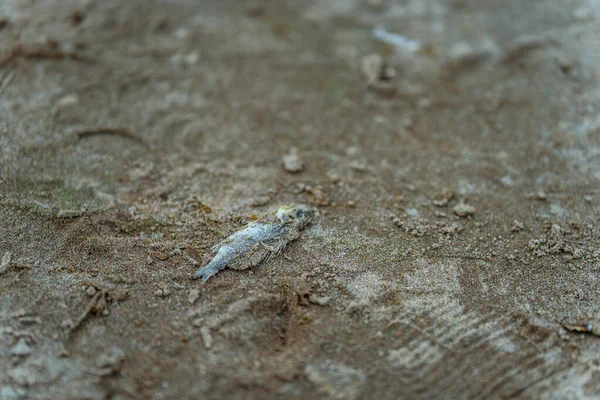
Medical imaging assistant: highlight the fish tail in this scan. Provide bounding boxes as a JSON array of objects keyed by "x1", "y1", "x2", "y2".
[{"x1": 193, "y1": 255, "x2": 228, "y2": 282}]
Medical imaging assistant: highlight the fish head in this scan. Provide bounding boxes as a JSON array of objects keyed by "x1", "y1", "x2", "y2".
[{"x1": 276, "y1": 204, "x2": 317, "y2": 227}]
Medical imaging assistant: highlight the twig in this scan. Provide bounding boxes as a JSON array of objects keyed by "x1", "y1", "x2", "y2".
[
  {"x1": 0, "y1": 70, "x2": 15, "y2": 97},
  {"x1": 68, "y1": 289, "x2": 107, "y2": 336},
  {"x1": 12, "y1": 262, "x2": 32, "y2": 269},
  {"x1": 562, "y1": 322, "x2": 600, "y2": 337},
  {"x1": 0, "y1": 270, "x2": 30, "y2": 288},
  {"x1": 75, "y1": 128, "x2": 146, "y2": 145},
  {"x1": 1, "y1": 44, "x2": 91, "y2": 66}
]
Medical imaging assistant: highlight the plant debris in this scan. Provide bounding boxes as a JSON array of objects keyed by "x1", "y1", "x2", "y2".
[
  {"x1": 562, "y1": 322, "x2": 600, "y2": 337},
  {"x1": 75, "y1": 127, "x2": 146, "y2": 145}
]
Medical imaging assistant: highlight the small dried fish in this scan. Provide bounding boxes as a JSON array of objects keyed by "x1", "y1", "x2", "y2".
[{"x1": 193, "y1": 205, "x2": 316, "y2": 282}]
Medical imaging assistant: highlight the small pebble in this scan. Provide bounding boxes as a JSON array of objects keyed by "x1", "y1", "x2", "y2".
[
  {"x1": 188, "y1": 289, "x2": 201, "y2": 305},
  {"x1": 111, "y1": 289, "x2": 128, "y2": 302},
  {"x1": 57, "y1": 209, "x2": 81, "y2": 218},
  {"x1": 57, "y1": 348, "x2": 70, "y2": 358},
  {"x1": 447, "y1": 41, "x2": 475, "y2": 61},
  {"x1": 85, "y1": 285, "x2": 97, "y2": 297},
  {"x1": 500, "y1": 175, "x2": 514, "y2": 187},
  {"x1": 360, "y1": 53, "x2": 395, "y2": 86},
  {"x1": 511, "y1": 220, "x2": 524, "y2": 232},
  {"x1": 361, "y1": 53, "x2": 384, "y2": 86},
  {"x1": 61, "y1": 319, "x2": 74, "y2": 329},
  {"x1": 282, "y1": 147, "x2": 304, "y2": 173},
  {"x1": 11, "y1": 338, "x2": 31, "y2": 356},
  {"x1": 433, "y1": 188, "x2": 454, "y2": 207},
  {"x1": 532, "y1": 190, "x2": 547, "y2": 201},
  {"x1": 56, "y1": 94, "x2": 79, "y2": 108},
  {"x1": 184, "y1": 51, "x2": 200, "y2": 65},
  {"x1": 309, "y1": 295, "x2": 330, "y2": 306},
  {"x1": 175, "y1": 28, "x2": 190, "y2": 40},
  {"x1": 453, "y1": 201, "x2": 476, "y2": 217}
]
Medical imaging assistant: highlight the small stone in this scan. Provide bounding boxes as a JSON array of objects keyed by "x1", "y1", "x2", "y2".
[
  {"x1": 184, "y1": 51, "x2": 200, "y2": 65},
  {"x1": 309, "y1": 295, "x2": 330, "y2": 306},
  {"x1": 57, "y1": 209, "x2": 82, "y2": 218},
  {"x1": 11, "y1": 338, "x2": 31, "y2": 356},
  {"x1": 19, "y1": 316, "x2": 41, "y2": 325},
  {"x1": 188, "y1": 289, "x2": 200, "y2": 305},
  {"x1": 349, "y1": 161, "x2": 367, "y2": 172},
  {"x1": 584, "y1": 195, "x2": 592, "y2": 203},
  {"x1": 307, "y1": 185, "x2": 330, "y2": 206},
  {"x1": 346, "y1": 146, "x2": 360, "y2": 157},
  {"x1": 155, "y1": 287, "x2": 170, "y2": 297},
  {"x1": 557, "y1": 327, "x2": 570, "y2": 341},
  {"x1": 433, "y1": 188, "x2": 454, "y2": 207},
  {"x1": 57, "y1": 348, "x2": 70, "y2": 358},
  {"x1": 511, "y1": 220, "x2": 524, "y2": 232},
  {"x1": 61, "y1": 319, "x2": 74, "y2": 329},
  {"x1": 110, "y1": 289, "x2": 129, "y2": 302},
  {"x1": 360, "y1": 53, "x2": 396, "y2": 87},
  {"x1": 361, "y1": 53, "x2": 384, "y2": 86},
  {"x1": 175, "y1": 28, "x2": 190, "y2": 40},
  {"x1": 328, "y1": 173, "x2": 341, "y2": 183},
  {"x1": 85, "y1": 285, "x2": 97, "y2": 297},
  {"x1": 56, "y1": 94, "x2": 79, "y2": 108},
  {"x1": 146, "y1": 256, "x2": 154, "y2": 265},
  {"x1": 447, "y1": 41, "x2": 475, "y2": 61},
  {"x1": 347, "y1": 201, "x2": 356, "y2": 208},
  {"x1": 453, "y1": 200, "x2": 475, "y2": 217},
  {"x1": 282, "y1": 147, "x2": 304, "y2": 173},
  {"x1": 500, "y1": 175, "x2": 514, "y2": 187},
  {"x1": 150, "y1": 250, "x2": 168, "y2": 261},
  {"x1": 201, "y1": 327, "x2": 213, "y2": 349}
]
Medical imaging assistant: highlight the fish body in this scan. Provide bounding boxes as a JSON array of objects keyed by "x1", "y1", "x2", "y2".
[{"x1": 193, "y1": 205, "x2": 315, "y2": 282}]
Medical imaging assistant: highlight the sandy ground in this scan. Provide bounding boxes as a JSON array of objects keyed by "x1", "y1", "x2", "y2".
[{"x1": 1, "y1": 0, "x2": 600, "y2": 398}]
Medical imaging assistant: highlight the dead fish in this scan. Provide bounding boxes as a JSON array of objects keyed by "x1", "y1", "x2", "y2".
[{"x1": 193, "y1": 205, "x2": 316, "y2": 282}]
